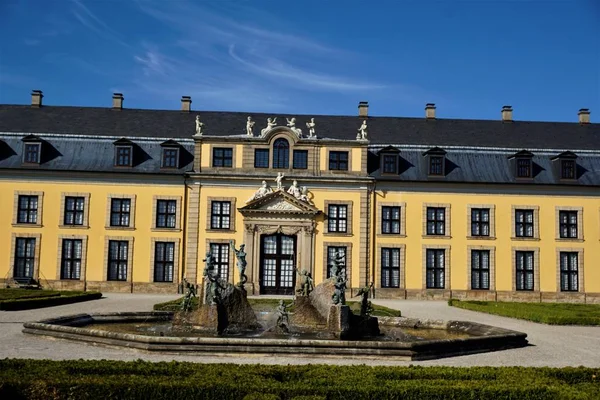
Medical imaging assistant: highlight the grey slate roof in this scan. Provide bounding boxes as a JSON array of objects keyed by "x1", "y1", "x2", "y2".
[
  {"x1": 0, "y1": 134, "x2": 194, "y2": 174},
  {"x1": 1, "y1": 104, "x2": 599, "y2": 150}
]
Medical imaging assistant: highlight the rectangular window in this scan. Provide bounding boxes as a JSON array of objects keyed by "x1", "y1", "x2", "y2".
[
  {"x1": 64, "y1": 196, "x2": 85, "y2": 225},
  {"x1": 429, "y1": 156, "x2": 444, "y2": 175},
  {"x1": 327, "y1": 246, "x2": 346, "y2": 278},
  {"x1": 515, "y1": 251, "x2": 534, "y2": 291},
  {"x1": 210, "y1": 243, "x2": 230, "y2": 281},
  {"x1": 471, "y1": 250, "x2": 490, "y2": 290},
  {"x1": 426, "y1": 249, "x2": 445, "y2": 289},
  {"x1": 516, "y1": 159, "x2": 532, "y2": 178},
  {"x1": 61, "y1": 239, "x2": 82, "y2": 280},
  {"x1": 156, "y1": 200, "x2": 177, "y2": 229},
  {"x1": 559, "y1": 211, "x2": 578, "y2": 239},
  {"x1": 560, "y1": 252, "x2": 578, "y2": 292},
  {"x1": 210, "y1": 201, "x2": 231, "y2": 229},
  {"x1": 381, "y1": 206, "x2": 400, "y2": 234},
  {"x1": 426, "y1": 207, "x2": 445, "y2": 235},
  {"x1": 293, "y1": 150, "x2": 308, "y2": 169},
  {"x1": 327, "y1": 204, "x2": 348, "y2": 233},
  {"x1": 110, "y1": 198, "x2": 131, "y2": 227},
  {"x1": 381, "y1": 247, "x2": 400, "y2": 288},
  {"x1": 329, "y1": 151, "x2": 348, "y2": 171},
  {"x1": 154, "y1": 242, "x2": 175, "y2": 282},
  {"x1": 14, "y1": 238, "x2": 35, "y2": 278},
  {"x1": 471, "y1": 208, "x2": 490, "y2": 236},
  {"x1": 254, "y1": 149, "x2": 269, "y2": 168},
  {"x1": 382, "y1": 155, "x2": 398, "y2": 174},
  {"x1": 24, "y1": 143, "x2": 40, "y2": 163},
  {"x1": 17, "y1": 195, "x2": 38, "y2": 224},
  {"x1": 561, "y1": 160, "x2": 576, "y2": 180},
  {"x1": 115, "y1": 146, "x2": 132, "y2": 167},
  {"x1": 515, "y1": 210, "x2": 534, "y2": 237},
  {"x1": 212, "y1": 147, "x2": 233, "y2": 167},
  {"x1": 162, "y1": 148, "x2": 178, "y2": 168},
  {"x1": 107, "y1": 240, "x2": 128, "y2": 281}
]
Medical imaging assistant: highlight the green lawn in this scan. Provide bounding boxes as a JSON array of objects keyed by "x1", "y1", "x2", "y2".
[
  {"x1": 155, "y1": 297, "x2": 401, "y2": 317},
  {"x1": 449, "y1": 299, "x2": 600, "y2": 325},
  {"x1": 0, "y1": 289, "x2": 102, "y2": 311}
]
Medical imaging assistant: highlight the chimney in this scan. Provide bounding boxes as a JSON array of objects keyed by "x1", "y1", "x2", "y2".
[
  {"x1": 358, "y1": 101, "x2": 369, "y2": 118},
  {"x1": 112, "y1": 93, "x2": 124, "y2": 110},
  {"x1": 578, "y1": 108, "x2": 590, "y2": 124},
  {"x1": 181, "y1": 96, "x2": 192, "y2": 112},
  {"x1": 31, "y1": 90, "x2": 43, "y2": 107},
  {"x1": 501, "y1": 105, "x2": 513, "y2": 122},
  {"x1": 425, "y1": 103, "x2": 436, "y2": 119}
]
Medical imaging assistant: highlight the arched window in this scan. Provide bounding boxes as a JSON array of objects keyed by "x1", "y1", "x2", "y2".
[{"x1": 272, "y1": 138, "x2": 289, "y2": 169}]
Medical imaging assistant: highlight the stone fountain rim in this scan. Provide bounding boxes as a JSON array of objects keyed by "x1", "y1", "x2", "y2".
[{"x1": 22, "y1": 311, "x2": 528, "y2": 360}]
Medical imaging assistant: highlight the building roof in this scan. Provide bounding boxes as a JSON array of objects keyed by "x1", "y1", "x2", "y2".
[{"x1": 1, "y1": 104, "x2": 599, "y2": 150}]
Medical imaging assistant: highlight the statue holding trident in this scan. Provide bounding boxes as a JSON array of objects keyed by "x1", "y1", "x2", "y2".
[{"x1": 230, "y1": 241, "x2": 248, "y2": 289}]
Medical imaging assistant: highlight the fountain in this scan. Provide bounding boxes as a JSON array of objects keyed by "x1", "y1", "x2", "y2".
[{"x1": 22, "y1": 244, "x2": 528, "y2": 360}]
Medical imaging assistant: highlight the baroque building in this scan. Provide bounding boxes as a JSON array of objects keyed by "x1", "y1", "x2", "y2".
[{"x1": 1, "y1": 91, "x2": 599, "y2": 302}]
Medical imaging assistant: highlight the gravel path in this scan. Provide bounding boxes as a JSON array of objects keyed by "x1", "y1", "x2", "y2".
[{"x1": 1, "y1": 293, "x2": 599, "y2": 366}]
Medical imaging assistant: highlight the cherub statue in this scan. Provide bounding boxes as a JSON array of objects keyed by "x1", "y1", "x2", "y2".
[
  {"x1": 204, "y1": 270, "x2": 225, "y2": 305},
  {"x1": 298, "y1": 186, "x2": 311, "y2": 203},
  {"x1": 275, "y1": 172, "x2": 285, "y2": 191},
  {"x1": 195, "y1": 115, "x2": 205, "y2": 136},
  {"x1": 287, "y1": 179, "x2": 301, "y2": 198},
  {"x1": 276, "y1": 299, "x2": 292, "y2": 333},
  {"x1": 261, "y1": 117, "x2": 277, "y2": 136},
  {"x1": 247, "y1": 180, "x2": 273, "y2": 202},
  {"x1": 354, "y1": 282, "x2": 374, "y2": 317},
  {"x1": 295, "y1": 268, "x2": 314, "y2": 296},
  {"x1": 357, "y1": 120, "x2": 368, "y2": 140},
  {"x1": 246, "y1": 116, "x2": 255, "y2": 136},
  {"x1": 230, "y1": 241, "x2": 248, "y2": 288},
  {"x1": 329, "y1": 251, "x2": 345, "y2": 278},
  {"x1": 286, "y1": 117, "x2": 302, "y2": 138},
  {"x1": 202, "y1": 251, "x2": 216, "y2": 277},
  {"x1": 305, "y1": 118, "x2": 316, "y2": 138},
  {"x1": 180, "y1": 278, "x2": 197, "y2": 312},
  {"x1": 332, "y1": 269, "x2": 347, "y2": 305}
]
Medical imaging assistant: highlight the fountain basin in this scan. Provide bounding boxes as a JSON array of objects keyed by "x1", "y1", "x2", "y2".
[{"x1": 22, "y1": 311, "x2": 528, "y2": 360}]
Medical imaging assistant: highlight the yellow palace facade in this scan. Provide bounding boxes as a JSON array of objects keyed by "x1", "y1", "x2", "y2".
[{"x1": 1, "y1": 92, "x2": 599, "y2": 302}]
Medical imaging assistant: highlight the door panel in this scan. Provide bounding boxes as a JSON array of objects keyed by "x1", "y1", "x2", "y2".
[{"x1": 260, "y1": 234, "x2": 296, "y2": 295}]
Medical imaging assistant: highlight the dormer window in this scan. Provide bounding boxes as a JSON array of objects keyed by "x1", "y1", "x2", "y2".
[
  {"x1": 160, "y1": 140, "x2": 181, "y2": 169},
  {"x1": 113, "y1": 138, "x2": 134, "y2": 167},
  {"x1": 24, "y1": 143, "x2": 41, "y2": 164},
  {"x1": 21, "y1": 134, "x2": 42, "y2": 164},
  {"x1": 551, "y1": 151, "x2": 578, "y2": 181},
  {"x1": 509, "y1": 150, "x2": 534, "y2": 179},
  {"x1": 422, "y1": 147, "x2": 446, "y2": 176},
  {"x1": 383, "y1": 154, "x2": 398, "y2": 174},
  {"x1": 116, "y1": 146, "x2": 132, "y2": 167}
]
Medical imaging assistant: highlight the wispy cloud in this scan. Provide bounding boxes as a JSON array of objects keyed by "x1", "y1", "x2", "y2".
[{"x1": 70, "y1": 0, "x2": 130, "y2": 48}]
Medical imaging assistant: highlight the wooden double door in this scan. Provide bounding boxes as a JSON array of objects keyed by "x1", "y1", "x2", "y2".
[{"x1": 259, "y1": 233, "x2": 296, "y2": 295}]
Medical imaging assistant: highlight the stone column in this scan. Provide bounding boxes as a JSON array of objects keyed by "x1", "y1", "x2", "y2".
[{"x1": 244, "y1": 223, "x2": 257, "y2": 294}]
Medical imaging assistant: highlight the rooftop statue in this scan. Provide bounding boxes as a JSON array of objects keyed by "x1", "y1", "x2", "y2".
[
  {"x1": 195, "y1": 115, "x2": 205, "y2": 136},
  {"x1": 357, "y1": 120, "x2": 368, "y2": 140},
  {"x1": 260, "y1": 117, "x2": 277, "y2": 137},
  {"x1": 275, "y1": 172, "x2": 285, "y2": 191},
  {"x1": 287, "y1": 179, "x2": 302, "y2": 198},
  {"x1": 299, "y1": 186, "x2": 312, "y2": 204},
  {"x1": 247, "y1": 180, "x2": 273, "y2": 203},
  {"x1": 295, "y1": 267, "x2": 314, "y2": 296},
  {"x1": 246, "y1": 116, "x2": 255, "y2": 136},
  {"x1": 231, "y1": 241, "x2": 248, "y2": 288},
  {"x1": 286, "y1": 117, "x2": 302, "y2": 138},
  {"x1": 305, "y1": 118, "x2": 316, "y2": 138}
]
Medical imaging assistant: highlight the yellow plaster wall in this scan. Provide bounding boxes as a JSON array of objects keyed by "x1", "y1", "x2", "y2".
[
  {"x1": 1, "y1": 179, "x2": 185, "y2": 285},
  {"x1": 200, "y1": 143, "x2": 211, "y2": 168},
  {"x1": 374, "y1": 189, "x2": 600, "y2": 293},
  {"x1": 351, "y1": 148, "x2": 362, "y2": 172}
]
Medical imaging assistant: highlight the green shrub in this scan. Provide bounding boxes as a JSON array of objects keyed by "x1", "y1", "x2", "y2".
[
  {"x1": 0, "y1": 289, "x2": 61, "y2": 301},
  {"x1": 449, "y1": 300, "x2": 600, "y2": 326},
  {"x1": 0, "y1": 291, "x2": 102, "y2": 311},
  {"x1": 0, "y1": 360, "x2": 598, "y2": 400}
]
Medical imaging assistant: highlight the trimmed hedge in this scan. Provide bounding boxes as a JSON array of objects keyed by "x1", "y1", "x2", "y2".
[
  {"x1": 0, "y1": 291, "x2": 102, "y2": 311},
  {"x1": 449, "y1": 299, "x2": 600, "y2": 326},
  {"x1": 0, "y1": 289, "x2": 61, "y2": 301},
  {"x1": 0, "y1": 360, "x2": 598, "y2": 399},
  {"x1": 155, "y1": 297, "x2": 401, "y2": 317}
]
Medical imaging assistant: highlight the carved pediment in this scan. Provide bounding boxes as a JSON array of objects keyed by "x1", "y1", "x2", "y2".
[{"x1": 239, "y1": 190, "x2": 320, "y2": 216}]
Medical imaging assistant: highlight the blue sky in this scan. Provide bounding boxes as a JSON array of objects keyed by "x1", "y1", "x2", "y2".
[{"x1": 0, "y1": 0, "x2": 598, "y2": 122}]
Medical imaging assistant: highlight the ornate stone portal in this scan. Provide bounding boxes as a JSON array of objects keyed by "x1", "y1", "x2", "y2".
[{"x1": 239, "y1": 190, "x2": 320, "y2": 295}]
